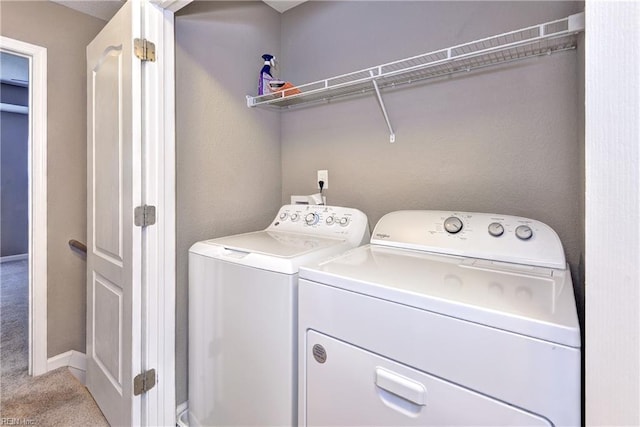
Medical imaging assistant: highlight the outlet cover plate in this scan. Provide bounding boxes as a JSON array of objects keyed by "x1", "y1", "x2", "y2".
[{"x1": 317, "y1": 170, "x2": 328, "y2": 189}]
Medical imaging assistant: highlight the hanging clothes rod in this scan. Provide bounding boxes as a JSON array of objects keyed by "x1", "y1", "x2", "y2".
[{"x1": 68, "y1": 239, "x2": 87, "y2": 254}]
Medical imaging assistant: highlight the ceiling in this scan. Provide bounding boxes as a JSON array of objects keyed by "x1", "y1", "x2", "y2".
[
  {"x1": 51, "y1": 0, "x2": 308, "y2": 21},
  {"x1": 51, "y1": 0, "x2": 125, "y2": 21},
  {"x1": 262, "y1": 1, "x2": 308, "y2": 13}
]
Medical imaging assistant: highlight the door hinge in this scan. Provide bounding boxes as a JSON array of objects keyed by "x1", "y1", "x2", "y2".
[
  {"x1": 134, "y1": 205, "x2": 156, "y2": 227},
  {"x1": 133, "y1": 369, "x2": 156, "y2": 396},
  {"x1": 134, "y1": 38, "x2": 156, "y2": 62}
]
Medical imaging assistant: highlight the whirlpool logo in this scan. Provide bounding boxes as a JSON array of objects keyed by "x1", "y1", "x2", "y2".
[{"x1": 375, "y1": 233, "x2": 391, "y2": 239}]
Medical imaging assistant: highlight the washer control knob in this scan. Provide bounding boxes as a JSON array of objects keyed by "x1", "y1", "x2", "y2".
[
  {"x1": 326, "y1": 216, "x2": 335, "y2": 225},
  {"x1": 515, "y1": 225, "x2": 533, "y2": 240},
  {"x1": 279, "y1": 212, "x2": 288, "y2": 221},
  {"x1": 339, "y1": 217, "x2": 350, "y2": 227},
  {"x1": 290, "y1": 213, "x2": 299, "y2": 222},
  {"x1": 443, "y1": 216, "x2": 463, "y2": 234},
  {"x1": 488, "y1": 222, "x2": 504, "y2": 237},
  {"x1": 305, "y1": 213, "x2": 319, "y2": 225}
]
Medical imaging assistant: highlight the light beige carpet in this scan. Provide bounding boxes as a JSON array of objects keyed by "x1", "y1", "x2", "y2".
[
  {"x1": 1, "y1": 367, "x2": 110, "y2": 426},
  {"x1": 1, "y1": 260, "x2": 109, "y2": 426}
]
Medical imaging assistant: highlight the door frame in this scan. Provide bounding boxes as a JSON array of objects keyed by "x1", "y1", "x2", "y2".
[
  {"x1": 0, "y1": 36, "x2": 48, "y2": 377},
  {"x1": 142, "y1": 3, "x2": 174, "y2": 426},
  {"x1": 139, "y1": 1, "x2": 189, "y2": 425},
  {"x1": 584, "y1": 1, "x2": 640, "y2": 423}
]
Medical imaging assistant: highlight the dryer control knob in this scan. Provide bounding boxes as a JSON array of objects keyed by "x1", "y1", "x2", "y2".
[
  {"x1": 290, "y1": 213, "x2": 299, "y2": 222},
  {"x1": 444, "y1": 216, "x2": 463, "y2": 234},
  {"x1": 488, "y1": 222, "x2": 504, "y2": 237},
  {"x1": 326, "y1": 216, "x2": 335, "y2": 225},
  {"x1": 339, "y1": 217, "x2": 350, "y2": 227},
  {"x1": 515, "y1": 225, "x2": 533, "y2": 240},
  {"x1": 279, "y1": 212, "x2": 288, "y2": 221},
  {"x1": 305, "y1": 213, "x2": 319, "y2": 225}
]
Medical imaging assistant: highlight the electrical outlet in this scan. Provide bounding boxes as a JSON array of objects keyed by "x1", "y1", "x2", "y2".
[{"x1": 317, "y1": 170, "x2": 328, "y2": 189}]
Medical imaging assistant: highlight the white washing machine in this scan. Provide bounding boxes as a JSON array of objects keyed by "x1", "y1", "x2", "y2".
[
  {"x1": 188, "y1": 204, "x2": 369, "y2": 427},
  {"x1": 298, "y1": 210, "x2": 581, "y2": 426}
]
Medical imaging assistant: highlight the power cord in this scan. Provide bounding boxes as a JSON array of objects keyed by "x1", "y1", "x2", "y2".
[{"x1": 318, "y1": 180, "x2": 325, "y2": 205}]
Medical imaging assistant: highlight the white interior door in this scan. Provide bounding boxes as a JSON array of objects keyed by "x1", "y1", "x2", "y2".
[{"x1": 86, "y1": 1, "x2": 142, "y2": 425}]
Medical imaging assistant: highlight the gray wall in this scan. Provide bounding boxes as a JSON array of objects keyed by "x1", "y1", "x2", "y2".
[
  {"x1": 1, "y1": 84, "x2": 28, "y2": 257},
  {"x1": 0, "y1": 1, "x2": 106, "y2": 356},
  {"x1": 175, "y1": 1, "x2": 282, "y2": 404},
  {"x1": 281, "y1": 1, "x2": 584, "y2": 279},
  {"x1": 176, "y1": 0, "x2": 584, "y2": 407}
]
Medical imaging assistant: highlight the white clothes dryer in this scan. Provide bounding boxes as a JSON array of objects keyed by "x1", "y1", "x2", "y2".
[
  {"x1": 188, "y1": 204, "x2": 369, "y2": 427},
  {"x1": 298, "y1": 210, "x2": 581, "y2": 426}
]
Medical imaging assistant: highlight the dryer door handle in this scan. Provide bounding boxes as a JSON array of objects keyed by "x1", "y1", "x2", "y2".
[{"x1": 375, "y1": 367, "x2": 427, "y2": 406}]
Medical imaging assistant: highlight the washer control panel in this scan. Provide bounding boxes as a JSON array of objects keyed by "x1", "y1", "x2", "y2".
[
  {"x1": 371, "y1": 210, "x2": 565, "y2": 269},
  {"x1": 269, "y1": 205, "x2": 370, "y2": 246}
]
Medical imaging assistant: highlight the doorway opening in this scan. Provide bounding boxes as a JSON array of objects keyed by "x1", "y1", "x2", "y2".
[
  {"x1": 0, "y1": 51, "x2": 30, "y2": 387},
  {"x1": 0, "y1": 36, "x2": 48, "y2": 378}
]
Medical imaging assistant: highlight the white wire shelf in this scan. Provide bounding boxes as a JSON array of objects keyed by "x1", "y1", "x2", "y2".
[{"x1": 246, "y1": 12, "x2": 584, "y2": 142}]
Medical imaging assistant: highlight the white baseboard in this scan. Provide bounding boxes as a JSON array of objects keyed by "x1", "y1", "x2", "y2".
[
  {"x1": 47, "y1": 350, "x2": 87, "y2": 384},
  {"x1": 0, "y1": 253, "x2": 28, "y2": 263}
]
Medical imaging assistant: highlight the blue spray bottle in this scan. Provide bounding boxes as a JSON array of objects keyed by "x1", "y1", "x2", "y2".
[{"x1": 258, "y1": 54, "x2": 275, "y2": 96}]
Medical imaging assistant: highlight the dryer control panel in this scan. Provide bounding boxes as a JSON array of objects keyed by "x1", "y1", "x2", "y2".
[
  {"x1": 269, "y1": 205, "x2": 370, "y2": 247},
  {"x1": 371, "y1": 211, "x2": 565, "y2": 269}
]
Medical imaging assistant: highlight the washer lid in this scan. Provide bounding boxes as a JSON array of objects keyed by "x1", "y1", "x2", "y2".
[
  {"x1": 299, "y1": 245, "x2": 581, "y2": 348},
  {"x1": 210, "y1": 230, "x2": 344, "y2": 257},
  {"x1": 190, "y1": 230, "x2": 347, "y2": 274}
]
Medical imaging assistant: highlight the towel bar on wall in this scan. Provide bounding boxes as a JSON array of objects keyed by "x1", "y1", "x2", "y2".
[{"x1": 68, "y1": 239, "x2": 87, "y2": 254}]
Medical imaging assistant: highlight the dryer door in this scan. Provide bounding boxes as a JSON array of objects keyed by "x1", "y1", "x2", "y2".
[{"x1": 304, "y1": 331, "x2": 551, "y2": 426}]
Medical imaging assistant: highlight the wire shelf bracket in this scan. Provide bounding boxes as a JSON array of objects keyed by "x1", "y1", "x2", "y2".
[
  {"x1": 246, "y1": 12, "x2": 585, "y2": 143},
  {"x1": 369, "y1": 69, "x2": 396, "y2": 143}
]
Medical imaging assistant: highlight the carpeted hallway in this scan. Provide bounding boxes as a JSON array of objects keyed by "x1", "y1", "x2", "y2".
[{"x1": 0, "y1": 259, "x2": 109, "y2": 426}]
